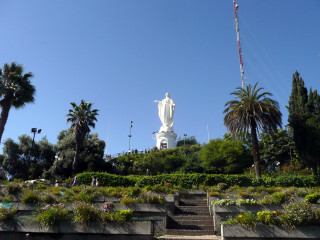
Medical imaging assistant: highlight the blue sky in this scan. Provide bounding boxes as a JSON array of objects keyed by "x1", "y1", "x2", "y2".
[{"x1": 0, "y1": 0, "x2": 319, "y2": 155}]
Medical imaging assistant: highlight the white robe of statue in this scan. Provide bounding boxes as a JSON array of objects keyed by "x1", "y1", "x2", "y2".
[{"x1": 154, "y1": 93, "x2": 175, "y2": 128}]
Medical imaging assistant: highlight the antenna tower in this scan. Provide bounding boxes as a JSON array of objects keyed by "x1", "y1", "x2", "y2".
[{"x1": 233, "y1": 0, "x2": 245, "y2": 89}]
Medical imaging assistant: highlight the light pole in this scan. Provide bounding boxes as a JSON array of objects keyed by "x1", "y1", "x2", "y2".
[
  {"x1": 31, "y1": 128, "x2": 42, "y2": 148},
  {"x1": 128, "y1": 121, "x2": 133, "y2": 153},
  {"x1": 183, "y1": 134, "x2": 187, "y2": 146}
]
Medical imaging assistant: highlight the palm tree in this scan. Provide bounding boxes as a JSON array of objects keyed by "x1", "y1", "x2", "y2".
[
  {"x1": 223, "y1": 83, "x2": 282, "y2": 178},
  {"x1": 0, "y1": 62, "x2": 35, "y2": 144},
  {"x1": 66, "y1": 100, "x2": 99, "y2": 174}
]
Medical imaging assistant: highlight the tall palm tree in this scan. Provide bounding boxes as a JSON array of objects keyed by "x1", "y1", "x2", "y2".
[
  {"x1": 66, "y1": 100, "x2": 99, "y2": 174},
  {"x1": 223, "y1": 83, "x2": 282, "y2": 178},
  {"x1": 0, "y1": 62, "x2": 35, "y2": 144}
]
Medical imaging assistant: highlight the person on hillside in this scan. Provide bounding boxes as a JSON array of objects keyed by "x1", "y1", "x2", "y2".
[{"x1": 92, "y1": 176, "x2": 97, "y2": 186}]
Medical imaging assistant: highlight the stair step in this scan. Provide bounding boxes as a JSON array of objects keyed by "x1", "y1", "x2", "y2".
[
  {"x1": 166, "y1": 229, "x2": 215, "y2": 236},
  {"x1": 167, "y1": 224, "x2": 214, "y2": 230},
  {"x1": 168, "y1": 219, "x2": 213, "y2": 226},
  {"x1": 169, "y1": 215, "x2": 212, "y2": 221},
  {"x1": 157, "y1": 235, "x2": 220, "y2": 240}
]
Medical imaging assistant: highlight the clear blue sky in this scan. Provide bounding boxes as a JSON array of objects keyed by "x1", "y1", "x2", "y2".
[{"x1": 0, "y1": 0, "x2": 319, "y2": 155}]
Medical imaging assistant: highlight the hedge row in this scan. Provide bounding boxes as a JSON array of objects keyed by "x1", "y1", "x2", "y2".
[{"x1": 76, "y1": 172, "x2": 320, "y2": 188}]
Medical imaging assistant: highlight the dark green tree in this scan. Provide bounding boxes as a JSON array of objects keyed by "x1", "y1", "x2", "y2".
[
  {"x1": 176, "y1": 136, "x2": 198, "y2": 147},
  {"x1": 45, "y1": 129, "x2": 106, "y2": 179},
  {"x1": 224, "y1": 83, "x2": 282, "y2": 178},
  {"x1": 66, "y1": 100, "x2": 99, "y2": 174},
  {"x1": 288, "y1": 71, "x2": 320, "y2": 174},
  {"x1": 0, "y1": 63, "x2": 35, "y2": 144},
  {"x1": 200, "y1": 138, "x2": 251, "y2": 174},
  {"x1": 259, "y1": 128, "x2": 296, "y2": 170},
  {"x1": 0, "y1": 135, "x2": 55, "y2": 179}
]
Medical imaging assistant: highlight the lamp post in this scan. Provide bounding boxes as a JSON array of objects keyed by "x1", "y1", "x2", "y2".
[
  {"x1": 183, "y1": 134, "x2": 187, "y2": 146},
  {"x1": 31, "y1": 128, "x2": 42, "y2": 148},
  {"x1": 128, "y1": 121, "x2": 133, "y2": 153}
]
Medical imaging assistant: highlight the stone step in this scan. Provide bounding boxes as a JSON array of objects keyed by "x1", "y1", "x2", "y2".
[
  {"x1": 166, "y1": 229, "x2": 215, "y2": 236},
  {"x1": 167, "y1": 223, "x2": 214, "y2": 231},
  {"x1": 175, "y1": 206, "x2": 210, "y2": 215},
  {"x1": 168, "y1": 218, "x2": 214, "y2": 226},
  {"x1": 157, "y1": 235, "x2": 220, "y2": 240},
  {"x1": 169, "y1": 215, "x2": 212, "y2": 221},
  {"x1": 179, "y1": 200, "x2": 207, "y2": 206}
]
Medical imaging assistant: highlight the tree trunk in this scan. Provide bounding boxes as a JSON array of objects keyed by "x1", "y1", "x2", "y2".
[
  {"x1": 72, "y1": 142, "x2": 80, "y2": 175},
  {"x1": 0, "y1": 93, "x2": 13, "y2": 144},
  {"x1": 251, "y1": 122, "x2": 262, "y2": 178}
]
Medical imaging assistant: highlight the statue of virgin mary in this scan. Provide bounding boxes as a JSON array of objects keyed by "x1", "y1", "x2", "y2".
[{"x1": 154, "y1": 93, "x2": 175, "y2": 129}]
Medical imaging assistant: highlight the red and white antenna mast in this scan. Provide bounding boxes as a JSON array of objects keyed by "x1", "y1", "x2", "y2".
[{"x1": 233, "y1": 0, "x2": 245, "y2": 89}]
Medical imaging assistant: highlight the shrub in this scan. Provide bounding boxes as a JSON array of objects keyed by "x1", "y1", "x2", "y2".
[
  {"x1": 235, "y1": 198, "x2": 257, "y2": 206},
  {"x1": 257, "y1": 196, "x2": 274, "y2": 205},
  {"x1": 0, "y1": 208, "x2": 16, "y2": 222},
  {"x1": 36, "y1": 204, "x2": 69, "y2": 229},
  {"x1": 270, "y1": 192, "x2": 288, "y2": 204},
  {"x1": 22, "y1": 191, "x2": 41, "y2": 204},
  {"x1": 211, "y1": 199, "x2": 234, "y2": 206},
  {"x1": 42, "y1": 194, "x2": 57, "y2": 204},
  {"x1": 127, "y1": 187, "x2": 141, "y2": 197},
  {"x1": 305, "y1": 193, "x2": 320, "y2": 204},
  {"x1": 224, "y1": 212, "x2": 256, "y2": 229},
  {"x1": 6, "y1": 183, "x2": 22, "y2": 195},
  {"x1": 237, "y1": 191, "x2": 250, "y2": 199},
  {"x1": 278, "y1": 202, "x2": 318, "y2": 228},
  {"x1": 102, "y1": 210, "x2": 133, "y2": 222},
  {"x1": 103, "y1": 202, "x2": 114, "y2": 213},
  {"x1": 73, "y1": 202, "x2": 101, "y2": 225},
  {"x1": 257, "y1": 210, "x2": 280, "y2": 225},
  {"x1": 217, "y1": 183, "x2": 228, "y2": 190},
  {"x1": 120, "y1": 196, "x2": 139, "y2": 205},
  {"x1": 208, "y1": 191, "x2": 220, "y2": 197}
]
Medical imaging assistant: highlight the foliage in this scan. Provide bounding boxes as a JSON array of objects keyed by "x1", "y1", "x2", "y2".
[
  {"x1": 6, "y1": 182, "x2": 22, "y2": 195},
  {"x1": 305, "y1": 193, "x2": 320, "y2": 203},
  {"x1": 278, "y1": 202, "x2": 320, "y2": 228},
  {"x1": 200, "y1": 138, "x2": 252, "y2": 174},
  {"x1": 22, "y1": 191, "x2": 41, "y2": 204},
  {"x1": 256, "y1": 210, "x2": 280, "y2": 225},
  {"x1": 217, "y1": 183, "x2": 228, "y2": 190},
  {"x1": 176, "y1": 136, "x2": 198, "y2": 147},
  {"x1": 211, "y1": 199, "x2": 234, "y2": 206},
  {"x1": 42, "y1": 194, "x2": 57, "y2": 204},
  {"x1": 45, "y1": 129, "x2": 107, "y2": 179},
  {"x1": 288, "y1": 71, "x2": 320, "y2": 175},
  {"x1": 76, "y1": 172, "x2": 320, "y2": 189},
  {"x1": 1, "y1": 135, "x2": 55, "y2": 180},
  {"x1": 102, "y1": 210, "x2": 133, "y2": 222},
  {"x1": 224, "y1": 83, "x2": 282, "y2": 178},
  {"x1": 259, "y1": 129, "x2": 296, "y2": 171},
  {"x1": 224, "y1": 212, "x2": 257, "y2": 229},
  {"x1": 235, "y1": 198, "x2": 257, "y2": 206},
  {"x1": 36, "y1": 204, "x2": 69, "y2": 229},
  {"x1": 270, "y1": 192, "x2": 288, "y2": 204},
  {"x1": 0, "y1": 62, "x2": 35, "y2": 144},
  {"x1": 66, "y1": 100, "x2": 99, "y2": 174},
  {"x1": 0, "y1": 208, "x2": 16, "y2": 222},
  {"x1": 73, "y1": 202, "x2": 101, "y2": 225}
]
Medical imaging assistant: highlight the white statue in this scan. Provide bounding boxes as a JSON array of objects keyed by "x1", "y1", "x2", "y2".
[{"x1": 154, "y1": 93, "x2": 175, "y2": 129}]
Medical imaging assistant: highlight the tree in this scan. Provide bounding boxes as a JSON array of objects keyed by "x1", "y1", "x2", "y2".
[
  {"x1": 259, "y1": 128, "x2": 296, "y2": 171},
  {"x1": 288, "y1": 71, "x2": 320, "y2": 175},
  {"x1": 0, "y1": 63, "x2": 35, "y2": 144},
  {"x1": 66, "y1": 100, "x2": 99, "y2": 174},
  {"x1": 224, "y1": 83, "x2": 282, "y2": 178},
  {"x1": 0, "y1": 135, "x2": 55, "y2": 180},
  {"x1": 45, "y1": 129, "x2": 107, "y2": 179},
  {"x1": 176, "y1": 136, "x2": 198, "y2": 147},
  {"x1": 200, "y1": 138, "x2": 251, "y2": 174}
]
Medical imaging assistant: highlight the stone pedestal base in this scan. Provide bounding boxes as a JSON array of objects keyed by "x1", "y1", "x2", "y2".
[{"x1": 156, "y1": 131, "x2": 177, "y2": 150}]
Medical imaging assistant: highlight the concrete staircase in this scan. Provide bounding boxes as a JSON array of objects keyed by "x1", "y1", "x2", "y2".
[{"x1": 157, "y1": 193, "x2": 219, "y2": 240}]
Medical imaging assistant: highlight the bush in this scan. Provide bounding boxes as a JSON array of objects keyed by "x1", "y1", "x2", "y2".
[
  {"x1": 256, "y1": 210, "x2": 280, "y2": 225},
  {"x1": 22, "y1": 191, "x2": 41, "y2": 204},
  {"x1": 224, "y1": 212, "x2": 256, "y2": 229},
  {"x1": 6, "y1": 183, "x2": 22, "y2": 195},
  {"x1": 36, "y1": 204, "x2": 70, "y2": 229},
  {"x1": 73, "y1": 202, "x2": 101, "y2": 225},
  {"x1": 270, "y1": 192, "x2": 288, "y2": 204},
  {"x1": 211, "y1": 199, "x2": 234, "y2": 206},
  {"x1": 217, "y1": 183, "x2": 228, "y2": 190},
  {"x1": 42, "y1": 194, "x2": 57, "y2": 204},
  {"x1": 0, "y1": 208, "x2": 16, "y2": 222},
  {"x1": 278, "y1": 202, "x2": 319, "y2": 228},
  {"x1": 235, "y1": 198, "x2": 257, "y2": 206},
  {"x1": 102, "y1": 210, "x2": 133, "y2": 222},
  {"x1": 305, "y1": 193, "x2": 320, "y2": 203}
]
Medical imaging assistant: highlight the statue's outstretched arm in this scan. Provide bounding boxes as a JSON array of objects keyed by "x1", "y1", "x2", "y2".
[{"x1": 154, "y1": 100, "x2": 159, "y2": 103}]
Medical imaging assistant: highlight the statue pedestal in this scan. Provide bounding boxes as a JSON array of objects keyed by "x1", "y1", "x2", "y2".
[{"x1": 156, "y1": 130, "x2": 177, "y2": 150}]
